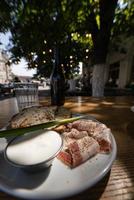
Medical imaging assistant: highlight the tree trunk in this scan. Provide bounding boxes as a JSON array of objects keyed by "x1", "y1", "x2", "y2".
[
  {"x1": 92, "y1": 63, "x2": 105, "y2": 97},
  {"x1": 89, "y1": 0, "x2": 118, "y2": 97},
  {"x1": 104, "y1": 64, "x2": 110, "y2": 84}
]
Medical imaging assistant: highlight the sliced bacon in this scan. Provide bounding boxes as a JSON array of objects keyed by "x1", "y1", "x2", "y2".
[
  {"x1": 57, "y1": 151, "x2": 72, "y2": 167},
  {"x1": 57, "y1": 119, "x2": 112, "y2": 168},
  {"x1": 58, "y1": 136, "x2": 100, "y2": 168},
  {"x1": 70, "y1": 120, "x2": 99, "y2": 134},
  {"x1": 63, "y1": 128, "x2": 88, "y2": 139},
  {"x1": 63, "y1": 136, "x2": 76, "y2": 149},
  {"x1": 70, "y1": 136, "x2": 100, "y2": 166},
  {"x1": 70, "y1": 120, "x2": 112, "y2": 153},
  {"x1": 68, "y1": 141, "x2": 83, "y2": 167},
  {"x1": 92, "y1": 128, "x2": 112, "y2": 153}
]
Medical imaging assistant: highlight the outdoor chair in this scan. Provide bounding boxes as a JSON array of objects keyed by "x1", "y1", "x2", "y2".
[{"x1": 14, "y1": 83, "x2": 39, "y2": 110}]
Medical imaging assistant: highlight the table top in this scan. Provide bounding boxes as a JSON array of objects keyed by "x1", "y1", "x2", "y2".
[{"x1": 0, "y1": 96, "x2": 134, "y2": 200}]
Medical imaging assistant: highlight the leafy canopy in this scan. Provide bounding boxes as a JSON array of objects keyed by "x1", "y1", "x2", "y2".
[{"x1": 0, "y1": 0, "x2": 133, "y2": 78}]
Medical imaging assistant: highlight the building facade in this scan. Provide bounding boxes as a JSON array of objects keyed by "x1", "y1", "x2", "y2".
[
  {"x1": 0, "y1": 50, "x2": 12, "y2": 83},
  {"x1": 106, "y1": 36, "x2": 134, "y2": 88},
  {"x1": 83, "y1": 36, "x2": 134, "y2": 89}
]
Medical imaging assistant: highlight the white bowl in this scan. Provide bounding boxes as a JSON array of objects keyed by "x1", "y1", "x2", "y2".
[{"x1": 4, "y1": 130, "x2": 63, "y2": 172}]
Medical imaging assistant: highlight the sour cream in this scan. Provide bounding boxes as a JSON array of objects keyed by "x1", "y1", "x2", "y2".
[{"x1": 5, "y1": 130, "x2": 62, "y2": 166}]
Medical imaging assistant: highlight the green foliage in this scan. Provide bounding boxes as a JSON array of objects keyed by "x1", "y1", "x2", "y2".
[
  {"x1": 0, "y1": 0, "x2": 11, "y2": 45},
  {"x1": 5, "y1": 0, "x2": 96, "y2": 77},
  {"x1": 0, "y1": 0, "x2": 133, "y2": 78},
  {"x1": 113, "y1": 0, "x2": 134, "y2": 37},
  {"x1": 109, "y1": 0, "x2": 134, "y2": 53}
]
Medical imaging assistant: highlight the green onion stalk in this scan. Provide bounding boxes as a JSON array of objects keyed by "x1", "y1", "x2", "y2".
[{"x1": 0, "y1": 116, "x2": 83, "y2": 138}]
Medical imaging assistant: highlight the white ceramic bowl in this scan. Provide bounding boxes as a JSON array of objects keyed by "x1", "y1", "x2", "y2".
[{"x1": 4, "y1": 130, "x2": 63, "y2": 172}]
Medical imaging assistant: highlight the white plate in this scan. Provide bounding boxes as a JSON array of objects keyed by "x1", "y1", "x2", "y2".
[{"x1": 0, "y1": 131, "x2": 117, "y2": 200}]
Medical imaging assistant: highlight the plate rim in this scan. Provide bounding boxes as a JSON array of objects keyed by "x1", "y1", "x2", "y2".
[{"x1": 0, "y1": 117, "x2": 117, "y2": 200}]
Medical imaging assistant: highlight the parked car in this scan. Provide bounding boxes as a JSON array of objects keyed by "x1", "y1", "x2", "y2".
[
  {"x1": 0, "y1": 84, "x2": 3, "y2": 94},
  {"x1": 0, "y1": 83, "x2": 14, "y2": 96}
]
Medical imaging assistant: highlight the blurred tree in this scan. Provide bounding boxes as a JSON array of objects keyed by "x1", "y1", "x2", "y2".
[
  {"x1": 2, "y1": 0, "x2": 88, "y2": 78},
  {"x1": 111, "y1": 0, "x2": 134, "y2": 52},
  {"x1": 1, "y1": 0, "x2": 133, "y2": 96},
  {"x1": 113, "y1": 0, "x2": 134, "y2": 37},
  {"x1": 0, "y1": 1, "x2": 11, "y2": 45}
]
